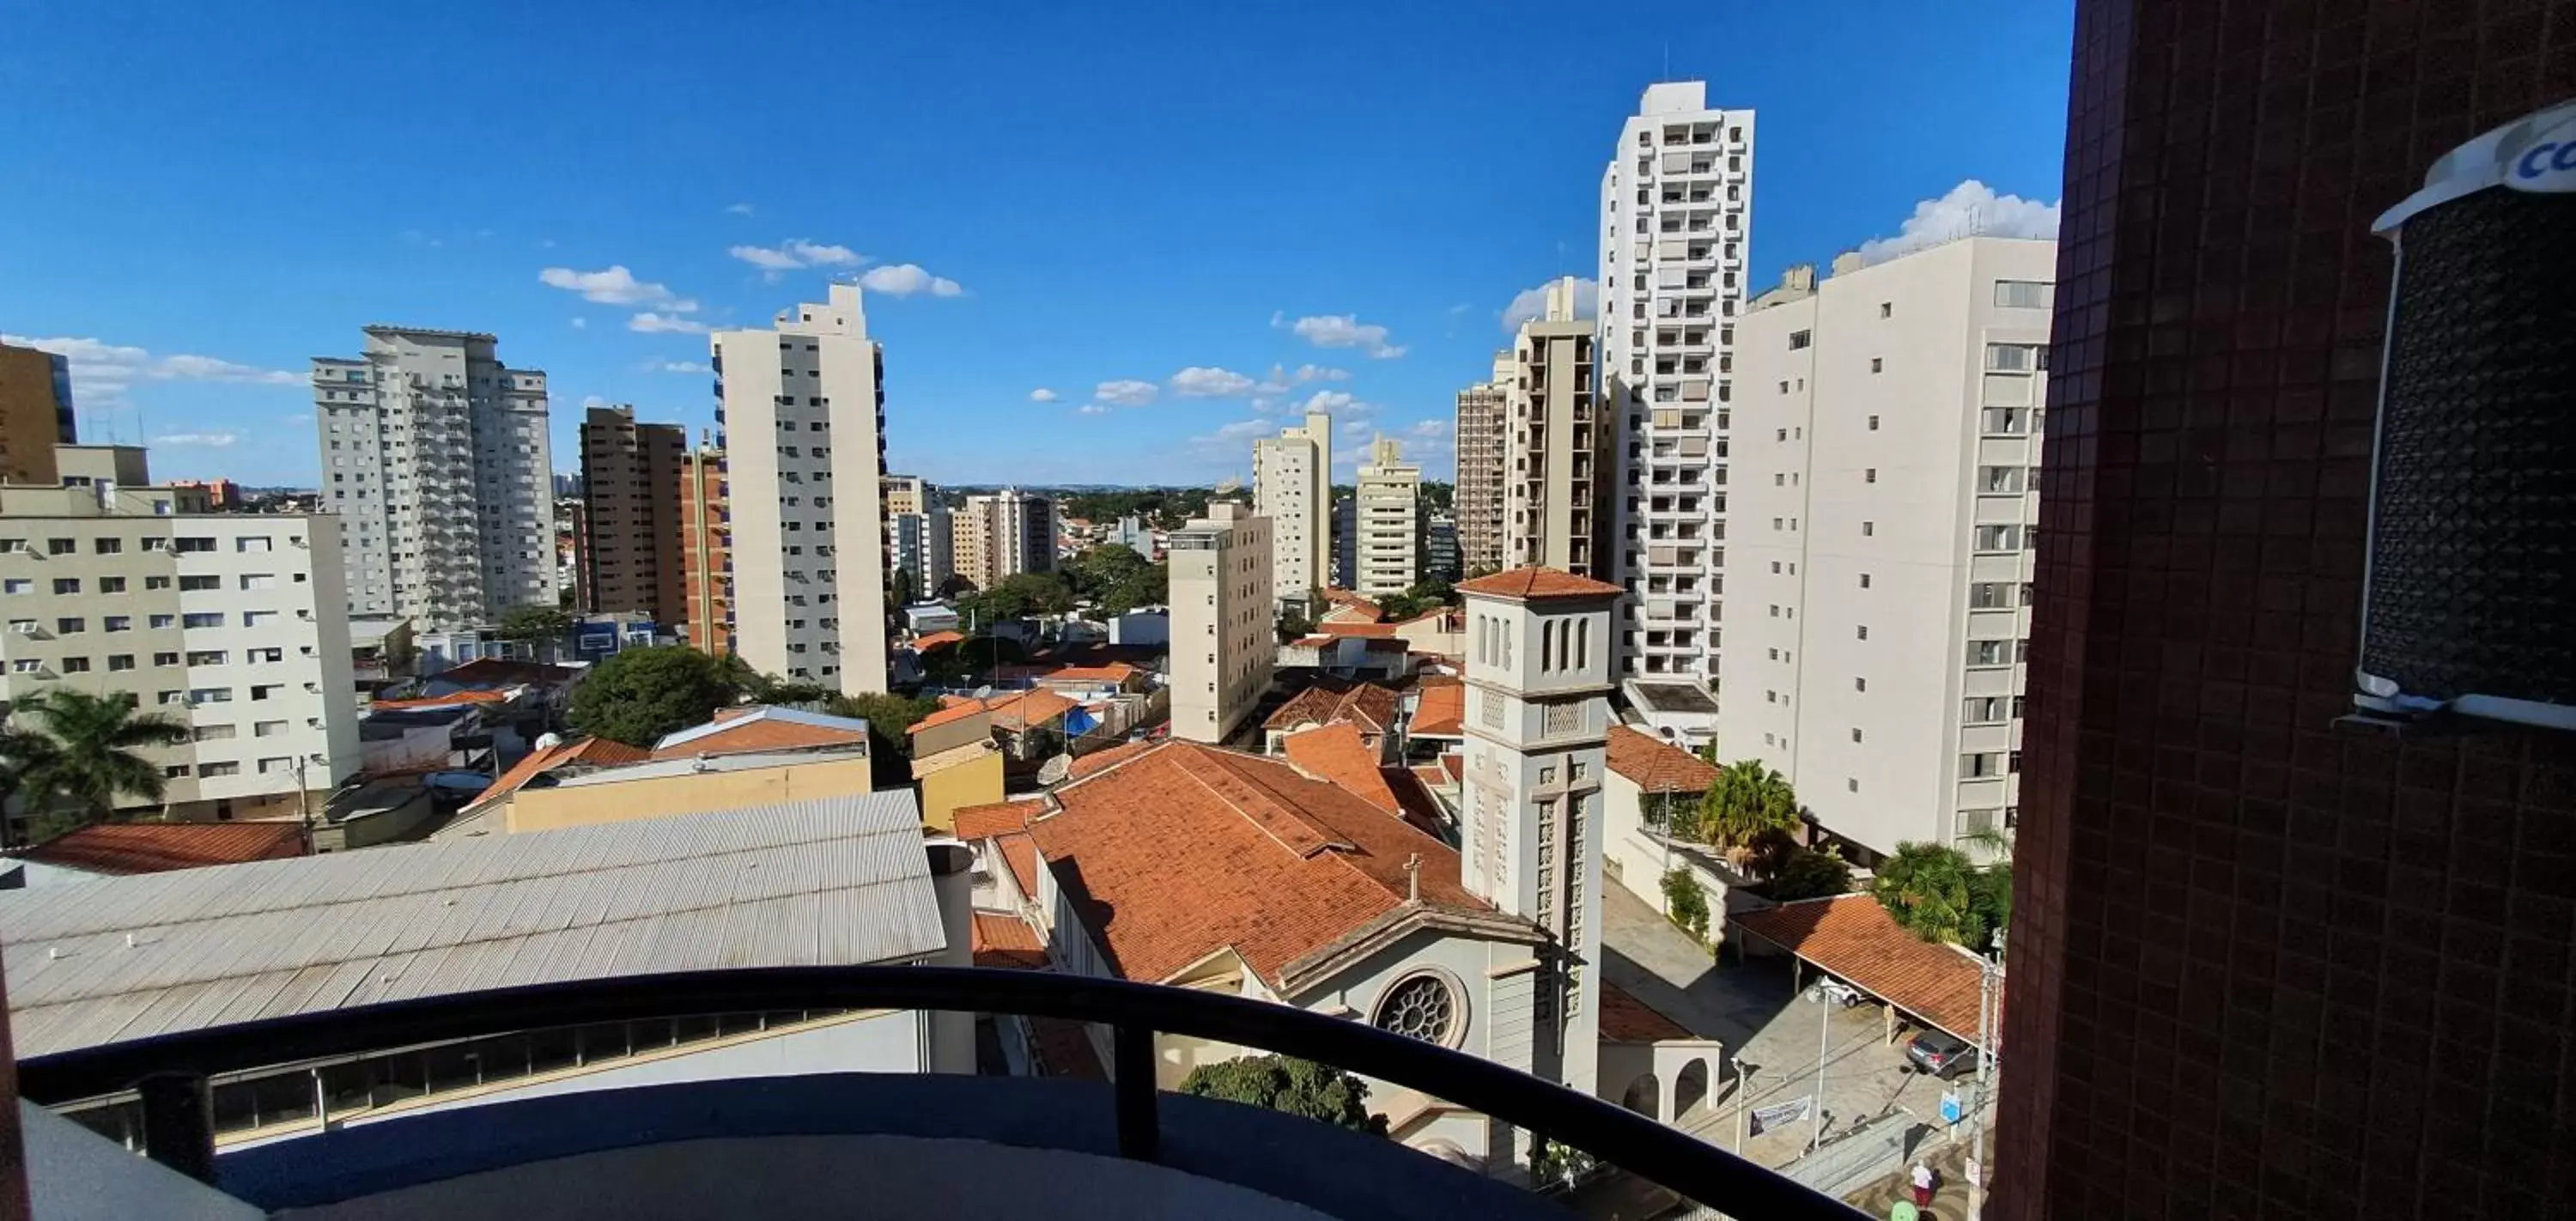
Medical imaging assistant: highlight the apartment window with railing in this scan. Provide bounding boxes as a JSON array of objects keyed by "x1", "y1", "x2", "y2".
[{"x1": 1994, "y1": 280, "x2": 2054, "y2": 309}]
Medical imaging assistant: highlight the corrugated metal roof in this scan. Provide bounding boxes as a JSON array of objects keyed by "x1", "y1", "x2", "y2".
[{"x1": 0, "y1": 793, "x2": 945, "y2": 1058}]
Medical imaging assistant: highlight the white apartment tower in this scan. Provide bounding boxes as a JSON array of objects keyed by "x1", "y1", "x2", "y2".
[
  {"x1": 1455, "y1": 567, "x2": 1623, "y2": 1096},
  {"x1": 1599, "y1": 81, "x2": 1753, "y2": 682},
  {"x1": 1452, "y1": 351, "x2": 1511, "y2": 576},
  {"x1": 709, "y1": 283, "x2": 891, "y2": 695},
  {"x1": 1502, "y1": 281, "x2": 1615, "y2": 581},
  {"x1": 1722, "y1": 237, "x2": 2053, "y2": 860},
  {"x1": 953, "y1": 488, "x2": 1058, "y2": 592},
  {"x1": 312, "y1": 326, "x2": 555, "y2": 629},
  {"x1": 1353, "y1": 435, "x2": 1421, "y2": 597},
  {"x1": 1252, "y1": 410, "x2": 1331, "y2": 603},
  {"x1": 2, "y1": 447, "x2": 361, "y2": 825},
  {"x1": 1168, "y1": 501, "x2": 1273, "y2": 745}
]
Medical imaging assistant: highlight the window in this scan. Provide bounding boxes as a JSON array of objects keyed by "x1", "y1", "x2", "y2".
[
  {"x1": 3, "y1": 580, "x2": 29, "y2": 595},
  {"x1": 1870, "y1": 357, "x2": 1884, "y2": 374},
  {"x1": 186, "y1": 650, "x2": 228, "y2": 665},
  {"x1": 56, "y1": 617, "x2": 84, "y2": 635},
  {"x1": 59, "y1": 657, "x2": 90, "y2": 673},
  {"x1": 154, "y1": 651, "x2": 179, "y2": 665},
  {"x1": 9, "y1": 659, "x2": 38, "y2": 674},
  {"x1": 1969, "y1": 640, "x2": 2011, "y2": 666},
  {"x1": 105, "y1": 616, "x2": 131, "y2": 632},
  {"x1": 192, "y1": 724, "x2": 237, "y2": 742},
  {"x1": 1849, "y1": 778, "x2": 1860, "y2": 793},
  {"x1": 46, "y1": 538, "x2": 75, "y2": 556},
  {"x1": 1856, "y1": 677, "x2": 1868, "y2": 692},
  {"x1": 150, "y1": 615, "x2": 176, "y2": 629},
  {"x1": 240, "y1": 574, "x2": 276, "y2": 591},
  {"x1": 1852, "y1": 728, "x2": 1864, "y2": 743},
  {"x1": 1960, "y1": 752, "x2": 2003, "y2": 779},
  {"x1": 4, "y1": 618, "x2": 29, "y2": 634},
  {"x1": 258, "y1": 757, "x2": 295, "y2": 775},
  {"x1": 1984, "y1": 343, "x2": 2045, "y2": 372},
  {"x1": 1995, "y1": 280, "x2": 2053, "y2": 308},
  {"x1": 1868, "y1": 415, "x2": 1880, "y2": 431},
  {"x1": 1880, "y1": 302, "x2": 1893, "y2": 318},
  {"x1": 254, "y1": 720, "x2": 289, "y2": 738},
  {"x1": 1856, "y1": 624, "x2": 1868, "y2": 641},
  {"x1": 93, "y1": 538, "x2": 122, "y2": 555},
  {"x1": 173, "y1": 537, "x2": 216, "y2": 553},
  {"x1": 197, "y1": 762, "x2": 240, "y2": 778},
  {"x1": 1965, "y1": 696, "x2": 2008, "y2": 723},
  {"x1": 52, "y1": 578, "x2": 79, "y2": 595},
  {"x1": 1788, "y1": 330, "x2": 1812, "y2": 350},
  {"x1": 242, "y1": 610, "x2": 277, "y2": 628},
  {"x1": 188, "y1": 688, "x2": 232, "y2": 705},
  {"x1": 1974, "y1": 525, "x2": 2020, "y2": 552},
  {"x1": 108, "y1": 654, "x2": 136, "y2": 671},
  {"x1": 99, "y1": 577, "x2": 125, "y2": 593},
  {"x1": 1980, "y1": 465, "x2": 2025, "y2": 494},
  {"x1": 179, "y1": 575, "x2": 221, "y2": 592},
  {"x1": 1865, "y1": 468, "x2": 1877, "y2": 483},
  {"x1": 1862, "y1": 521, "x2": 1875, "y2": 537},
  {"x1": 145, "y1": 576, "x2": 171, "y2": 590},
  {"x1": 183, "y1": 612, "x2": 223, "y2": 629}
]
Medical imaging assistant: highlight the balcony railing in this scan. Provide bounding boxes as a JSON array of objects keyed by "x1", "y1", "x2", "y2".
[{"x1": 18, "y1": 966, "x2": 1863, "y2": 1220}]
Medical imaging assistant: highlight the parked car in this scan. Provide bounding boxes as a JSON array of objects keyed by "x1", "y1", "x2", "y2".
[
  {"x1": 1906, "y1": 1030, "x2": 1980, "y2": 1079},
  {"x1": 1815, "y1": 978, "x2": 1868, "y2": 1008}
]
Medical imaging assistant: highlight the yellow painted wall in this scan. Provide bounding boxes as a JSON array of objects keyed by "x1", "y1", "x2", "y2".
[
  {"x1": 504, "y1": 755, "x2": 877, "y2": 833},
  {"x1": 914, "y1": 747, "x2": 1003, "y2": 832}
]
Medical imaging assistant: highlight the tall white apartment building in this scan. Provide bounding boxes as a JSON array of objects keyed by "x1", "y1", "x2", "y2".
[
  {"x1": 708, "y1": 283, "x2": 890, "y2": 695},
  {"x1": 1353, "y1": 435, "x2": 1421, "y2": 597},
  {"x1": 312, "y1": 326, "x2": 556, "y2": 629},
  {"x1": 1452, "y1": 352, "x2": 1510, "y2": 577},
  {"x1": 890, "y1": 505, "x2": 954, "y2": 594},
  {"x1": 1501, "y1": 281, "x2": 1615, "y2": 581},
  {"x1": 2, "y1": 446, "x2": 361, "y2": 825},
  {"x1": 953, "y1": 488, "x2": 1057, "y2": 592},
  {"x1": 1252, "y1": 410, "x2": 1331, "y2": 603},
  {"x1": 1598, "y1": 81, "x2": 1753, "y2": 682},
  {"x1": 1722, "y1": 238, "x2": 2054, "y2": 860},
  {"x1": 1167, "y1": 501, "x2": 1273, "y2": 744}
]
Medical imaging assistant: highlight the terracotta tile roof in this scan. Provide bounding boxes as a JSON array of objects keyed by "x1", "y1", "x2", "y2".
[
  {"x1": 970, "y1": 912, "x2": 1048, "y2": 970},
  {"x1": 1382, "y1": 766, "x2": 1449, "y2": 838},
  {"x1": 649, "y1": 707, "x2": 873, "y2": 760},
  {"x1": 1319, "y1": 589, "x2": 1384, "y2": 623},
  {"x1": 1025, "y1": 742, "x2": 1492, "y2": 989},
  {"x1": 1600, "y1": 982, "x2": 1697, "y2": 1043},
  {"x1": 1409, "y1": 762, "x2": 1451, "y2": 791},
  {"x1": 1316, "y1": 621, "x2": 1399, "y2": 638},
  {"x1": 1280, "y1": 723, "x2": 1398, "y2": 814},
  {"x1": 17, "y1": 822, "x2": 305, "y2": 876},
  {"x1": 1410, "y1": 683, "x2": 1466, "y2": 737},
  {"x1": 1068, "y1": 738, "x2": 1157, "y2": 780},
  {"x1": 1040, "y1": 663, "x2": 1137, "y2": 683},
  {"x1": 951, "y1": 799, "x2": 1045, "y2": 841},
  {"x1": 908, "y1": 699, "x2": 994, "y2": 735},
  {"x1": 1455, "y1": 566, "x2": 1625, "y2": 600},
  {"x1": 1604, "y1": 725, "x2": 1721, "y2": 794},
  {"x1": 1730, "y1": 896, "x2": 2002, "y2": 1043},
  {"x1": 986, "y1": 689, "x2": 1076, "y2": 732},
  {"x1": 1028, "y1": 1015, "x2": 1104, "y2": 1079},
  {"x1": 1262, "y1": 681, "x2": 1400, "y2": 735},
  {"x1": 1289, "y1": 635, "x2": 1337, "y2": 649},
  {"x1": 433, "y1": 657, "x2": 582, "y2": 689},
  {"x1": 1439, "y1": 754, "x2": 1464, "y2": 785},
  {"x1": 464, "y1": 735, "x2": 650, "y2": 811},
  {"x1": 911, "y1": 630, "x2": 966, "y2": 652},
  {"x1": 994, "y1": 833, "x2": 1040, "y2": 898},
  {"x1": 372, "y1": 689, "x2": 513, "y2": 711}
]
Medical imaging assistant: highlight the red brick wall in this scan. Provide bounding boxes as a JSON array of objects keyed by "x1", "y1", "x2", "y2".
[{"x1": 1996, "y1": 2, "x2": 2576, "y2": 1217}]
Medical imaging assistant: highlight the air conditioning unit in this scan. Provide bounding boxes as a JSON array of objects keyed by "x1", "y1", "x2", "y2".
[{"x1": 2353, "y1": 99, "x2": 2576, "y2": 732}]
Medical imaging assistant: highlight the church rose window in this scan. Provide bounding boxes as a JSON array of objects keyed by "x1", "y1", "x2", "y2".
[{"x1": 1374, "y1": 973, "x2": 1459, "y2": 1047}]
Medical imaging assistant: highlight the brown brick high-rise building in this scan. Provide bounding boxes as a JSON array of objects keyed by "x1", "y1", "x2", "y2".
[
  {"x1": 576, "y1": 405, "x2": 686, "y2": 621},
  {"x1": 677, "y1": 442, "x2": 731, "y2": 655},
  {"x1": 0, "y1": 341, "x2": 76, "y2": 488},
  {"x1": 1996, "y1": 3, "x2": 2576, "y2": 1218}
]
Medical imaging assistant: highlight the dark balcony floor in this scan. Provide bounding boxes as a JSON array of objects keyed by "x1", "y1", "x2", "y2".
[{"x1": 221, "y1": 1072, "x2": 1571, "y2": 1221}]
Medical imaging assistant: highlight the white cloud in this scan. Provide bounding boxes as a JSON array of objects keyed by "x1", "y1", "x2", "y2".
[
  {"x1": 1501, "y1": 276, "x2": 1598, "y2": 331},
  {"x1": 629, "y1": 313, "x2": 708, "y2": 334},
  {"x1": 1254, "y1": 362, "x2": 1351, "y2": 393},
  {"x1": 1857, "y1": 179, "x2": 2061, "y2": 265},
  {"x1": 726, "y1": 203, "x2": 756, "y2": 216},
  {"x1": 538, "y1": 265, "x2": 697, "y2": 312},
  {"x1": 1093, "y1": 380, "x2": 1159, "y2": 407},
  {"x1": 1168, "y1": 366, "x2": 1256, "y2": 398},
  {"x1": 151, "y1": 432, "x2": 239, "y2": 447},
  {"x1": 1296, "y1": 363, "x2": 1350, "y2": 383},
  {"x1": 1406, "y1": 418, "x2": 1454, "y2": 440},
  {"x1": 860, "y1": 263, "x2": 965, "y2": 298},
  {"x1": 1028, "y1": 388, "x2": 1060, "y2": 403},
  {"x1": 283, "y1": 413, "x2": 313, "y2": 424},
  {"x1": 1188, "y1": 417, "x2": 1275, "y2": 451},
  {"x1": 645, "y1": 359, "x2": 711, "y2": 374},
  {"x1": 1077, "y1": 404, "x2": 1112, "y2": 416},
  {"x1": 569, "y1": 317, "x2": 588, "y2": 329},
  {"x1": 1297, "y1": 389, "x2": 1356, "y2": 414},
  {"x1": 1, "y1": 333, "x2": 301, "y2": 410},
  {"x1": 1274, "y1": 312, "x2": 1405, "y2": 359},
  {"x1": 728, "y1": 239, "x2": 866, "y2": 280}
]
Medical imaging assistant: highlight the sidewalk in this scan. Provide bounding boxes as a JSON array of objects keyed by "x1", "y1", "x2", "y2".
[{"x1": 1841, "y1": 1127, "x2": 1984, "y2": 1219}]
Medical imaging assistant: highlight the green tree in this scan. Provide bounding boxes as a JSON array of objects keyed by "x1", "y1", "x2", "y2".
[
  {"x1": 0, "y1": 723, "x2": 66, "y2": 846},
  {"x1": 567, "y1": 646, "x2": 736, "y2": 747},
  {"x1": 1067, "y1": 544, "x2": 1152, "y2": 601},
  {"x1": 718, "y1": 657, "x2": 834, "y2": 706},
  {"x1": 1660, "y1": 867, "x2": 1712, "y2": 943},
  {"x1": 496, "y1": 604, "x2": 574, "y2": 643},
  {"x1": 1178, "y1": 1054, "x2": 1388, "y2": 1135},
  {"x1": 937, "y1": 573, "x2": 979, "y2": 598},
  {"x1": 1276, "y1": 607, "x2": 1315, "y2": 644},
  {"x1": 1098, "y1": 561, "x2": 1168, "y2": 616},
  {"x1": 827, "y1": 691, "x2": 943, "y2": 786},
  {"x1": 891, "y1": 565, "x2": 921, "y2": 609},
  {"x1": 1870, "y1": 841, "x2": 2006, "y2": 947},
  {"x1": 1699, "y1": 759, "x2": 1801, "y2": 865},
  {"x1": 957, "y1": 572, "x2": 1072, "y2": 625},
  {"x1": 8, "y1": 689, "x2": 191, "y2": 831},
  {"x1": 1767, "y1": 847, "x2": 1856, "y2": 901}
]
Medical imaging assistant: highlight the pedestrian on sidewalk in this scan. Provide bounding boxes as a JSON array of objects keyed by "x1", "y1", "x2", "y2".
[{"x1": 1910, "y1": 1161, "x2": 1936, "y2": 1208}]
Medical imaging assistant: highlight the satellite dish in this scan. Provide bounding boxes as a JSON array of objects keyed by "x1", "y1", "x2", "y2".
[
  {"x1": 1036, "y1": 754, "x2": 1072, "y2": 786},
  {"x1": 1214, "y1": 477, "x2": 1241, "y2": 495},
  {"x1": 972, "y1": 684, "x2": 995, "y2": 700},
  {"x1": 532, "y1": 732, "x2": 563, "y2": 752}
]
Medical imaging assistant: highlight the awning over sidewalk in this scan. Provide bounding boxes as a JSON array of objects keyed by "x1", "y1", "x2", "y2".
[{"x1": 1728, "y1": 896, "x2": 2001, "y2": 1045}]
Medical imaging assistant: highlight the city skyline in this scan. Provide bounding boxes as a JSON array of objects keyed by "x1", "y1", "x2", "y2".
[{"x1": 0, "y1": 2, "x2": 2070, "y2": 491}]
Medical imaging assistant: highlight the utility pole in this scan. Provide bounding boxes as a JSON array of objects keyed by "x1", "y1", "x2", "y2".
[
  {"x1": 1808, "y1": 985, "x2": 1830, "y2": 1154},
  {"x1": 292, "y1": 755, "x2": 315, "y2": 854},
  {"x1": 1965, "y1": 939, "x2": 2002, "y2": 1221}
]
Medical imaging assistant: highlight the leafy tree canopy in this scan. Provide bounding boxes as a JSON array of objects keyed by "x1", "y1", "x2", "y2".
[
  {"x1": 567, "y1": 646, "x2": 736, "y2": 747},
  {"x1": 1871, "y1": 841, "x2": 2012, "y2": 950},
  {"x1": 1767, "y1": 847, "x2": 1857, "y2": 901},
  {"x1": 1177, "y1": 1054, "x2": 1388, "y2": 1135},
  {"x1": 956, "y1": 572, "x2": 1074, "y2": 626},
  {"x1": 6, "y1": 689, "x2": 191, "y2": 835},
  {"x1": 495, "y1": 604, "x2": 574, "y2": 642},
  {"x1": 1700, "y1": 759, "x2": 1801, "y2": 858},
  {"x1": 891, "y1": 566, "x2": 921, "y2": 609}
]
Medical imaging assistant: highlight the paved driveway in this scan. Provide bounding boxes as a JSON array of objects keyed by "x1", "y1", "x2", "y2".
[{"x1": 1598, "y1": 884, "x2": 1947, "y2": 1171}]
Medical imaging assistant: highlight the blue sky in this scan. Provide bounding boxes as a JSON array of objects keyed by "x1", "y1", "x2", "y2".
[{"x1": 0, "y1": 1, "x2": 2073, "y2": 490}]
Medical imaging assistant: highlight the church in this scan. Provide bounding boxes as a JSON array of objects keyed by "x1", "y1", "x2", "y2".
[{"x1": 951, "y1": 567, "x2": 1721, "y2": 1175}]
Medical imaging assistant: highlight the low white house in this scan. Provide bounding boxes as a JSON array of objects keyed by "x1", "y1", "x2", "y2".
[{"x1": 1598, "y1": 725, "x2": 1738, "y2": 951}]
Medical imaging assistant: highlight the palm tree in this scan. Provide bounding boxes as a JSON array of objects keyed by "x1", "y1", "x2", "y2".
[
  {"x1": 0, "y1": 723, "x2": 65, "y2": 847},
  {"x1": 1870, "y1": 841, "x2": 1983, "y2": 945},
  {"x1": 1698, "y1": 759, "x2": 1801, "y2": 866},
  {"x1": 11, "y1": 689, "x2": 191, "y2": 830}
]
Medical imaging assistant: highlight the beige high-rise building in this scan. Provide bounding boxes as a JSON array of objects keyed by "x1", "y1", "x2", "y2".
[
  {"x1": 952, "y1": 488, "x2": 1056, "y2": 592},
  {"x1": 677, "y1": 441, "x2": 730, "y2": 655},
  {"x1": 1722, "y1": 236, "x2": 2052, "y2": 860},
  {"x1": 708, "y1": 284, "x2": 890, "y2": 695},
  {"x1": 1168, "y1": 501, "x2": 1273, "y2": 744},
  {"x1": 575, "y1": 405, "x2": 686, "y2": 620},
  {"x1": 1353, "y1": 435, "x2": 1420, "y2": 597},
  {"x1": 1452, "y1": 352, "x2": 1510, "y2": 577},
  {"x1": 881, "y1": 474, "x2": 930, "y2": 518},
  {"x1": 1252, "y1": 410, "x2": 1330, "y2": 603},
  {"x1": 0, "y1": 341, "x2": 76, "y2": 488},
  {"x1": 2, "y1": 446, "x2": 361, "y2": 827},
  {"x1": 1599, "y1": 80, "x2": 1754, "y2": 683},
  {"x1": 1501, "y1": 280, "x2": 1614, "y2": 582}
]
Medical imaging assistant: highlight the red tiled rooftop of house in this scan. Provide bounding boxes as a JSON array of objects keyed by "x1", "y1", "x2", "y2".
[
  {"x1": 994, "y1": 832, "x2": 1041, "y2": 898},
  {"x1": 970, "y1": 912, "x2": 1048, "y2": 970},
  {"x1": 1410, "y1": 683, "x2": 1466, "y2": 737},
  {"x1": 372, "y1": 689, "x2": 513, "y2": 711},
  {"x1": 18, "y1": 822, "x2": 306, "y2": 877},
  {"x1": 1599, "y1": 982, "x2": 1696, "y2": 1043},
  {"x1": 433, "y1": 657, "x2": 582, "y2": 689},
  {"x1": 1280, "y1": 722, "x2": 1399, "y2": 815},
  {"x1": 1067, "y1": 738, "x2": 1157, "y2": 780},
  {"x1": 951, "y1": 799, "x2": 1045, "y2": 841},
  {"x1": 465, "y1": 734, "x2": 650, "y2": 810},
  {"x1": 1041, "y1": 663, "x2": 1137, "y2": 683},
  {"x1": 1439, "y1": 753, "x2": 1464, "y2": 785},
  {"x1": 986, "y1": 689, "x2": 1077, "y2": 732},
  {"x1": 1319, "y1": 589, "x2": 1384, "y2": 623},
  {"x1": 1315, "y1": 621, "x2": 1399, "y2": 639},
  {"x1": 1455, "y1": 567, "x2": 1625, "y2": 600},
  {"x1": 1604, "y1": 725, "x2": 1721, "y2": 794},
  {"x1": 1262, "y1": 681, "x2": 1400, "y2": 735},
  {"x1": 1730, "y1": 895, "x2": 2002, "y2": 1043},
  {"x1": 1024, "y1": 741, "x2": 1502, "y2": 990},
  {"x1": 908, "y1": 699, "x2": 994, "y2": 735},
  {"x1": 911, "y1": 630, "x2": 966, "y2": 652},
  {"x1": 649, "y1": 706, "x2": 872, "y2": 760},
  {"x1": 1289, "y1": 634, "x2": 1337, "y2": 649}
]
